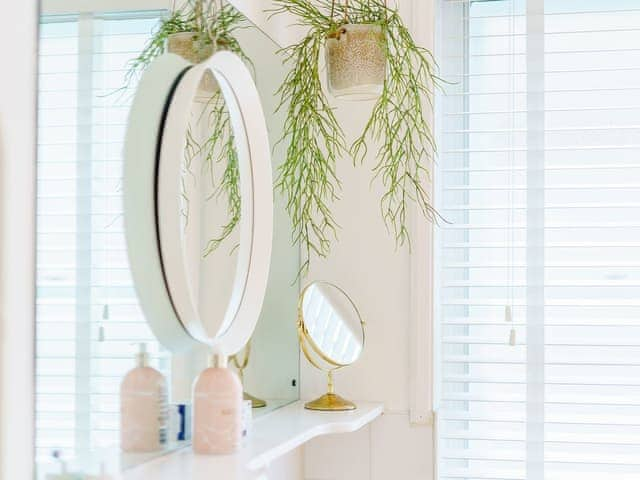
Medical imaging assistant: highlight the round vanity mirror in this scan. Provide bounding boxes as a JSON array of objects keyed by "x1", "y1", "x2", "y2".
[
  {"x1": 124, "y1": 51, "x2": 273, "y2": 356},
  {"x1": 298, "y1": 282, "x2": 365, "y2": 411}
]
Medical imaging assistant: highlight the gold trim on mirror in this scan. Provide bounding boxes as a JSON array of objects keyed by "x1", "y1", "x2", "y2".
[{"x1": 297, "y1": 281, "x2": 365, "y2": 411}]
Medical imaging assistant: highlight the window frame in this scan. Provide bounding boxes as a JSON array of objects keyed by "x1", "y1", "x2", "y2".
[{"x1": 407, "y1": 0, "x2": 437, "y2": 429}]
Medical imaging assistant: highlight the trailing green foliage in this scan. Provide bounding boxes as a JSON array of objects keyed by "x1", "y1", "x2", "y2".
[
  {"x1": 275, "y1": 29, "x2": 346, "y2": 276},
  {"x1": 272, "y1": 0, "x2": 442, "y2": 275},
  {"x1": 201, "y1": 88, "x2": 241, "y2": 257},
  {"x1": 127, "y1": 1, "x2": 248, "y2": 253},
  {"x1": 127, "y1": 1, "x2": 248, "y2": 83}
]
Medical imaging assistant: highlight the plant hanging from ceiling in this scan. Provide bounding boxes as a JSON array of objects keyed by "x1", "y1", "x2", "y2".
[
  {"x1": 272, "y1": 0, "x2": 442, "y2": 275},
  {"x1": 126, "y1": 0, "x2": 249, "y2": 253}
]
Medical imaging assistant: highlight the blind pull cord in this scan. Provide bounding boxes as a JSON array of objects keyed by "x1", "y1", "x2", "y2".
[
  {"x1": 505, "y1": 304, "x2": 516, "y2": 346},
  {"x1": 99, "y1": 304, "x2": 109, "y2": 342}
]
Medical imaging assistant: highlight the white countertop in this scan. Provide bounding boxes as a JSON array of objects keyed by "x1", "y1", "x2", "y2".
[{"x1": 117, "y1": 400, "x2": 384, "y2": 480}]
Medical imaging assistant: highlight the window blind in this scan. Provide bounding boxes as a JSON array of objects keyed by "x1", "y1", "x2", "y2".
[
  {"x1": 436, "y1": 1, "x2": 640, "y2": 479},
  {"x1": 36, "y1": 11, "x2": 168, "y2": 461}
]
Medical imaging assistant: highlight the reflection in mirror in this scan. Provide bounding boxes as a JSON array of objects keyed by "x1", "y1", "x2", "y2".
[
  {"x1": 302, "y1": 283, "x2": 364, "y2": 366},
  {"x1": 35, "y1": 4, "x2": 299, "y2": 478},
  {"x1": 161, "y1": 64, "x2": 243, "y2": 342},
  {"x1": 299, "y1": 282, "x2": 365, "y2": 411},
  {"x1": 182, "y1": 107, "x2": 241, "y2": 339},
  {"x1": 230, "y1": 340, "x2": 267, "y2": 408},
  {"x1": 35, "y1": 13, "x2": 174, "y2": 478}
]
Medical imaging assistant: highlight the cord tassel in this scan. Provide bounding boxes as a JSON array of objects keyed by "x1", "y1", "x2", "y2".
[
  {"x1": 505, "y1": 305, "x2": 516, "y2": 346},
  {"x1": 98, "y1": 304, "x2": 109, "y2": 342}
]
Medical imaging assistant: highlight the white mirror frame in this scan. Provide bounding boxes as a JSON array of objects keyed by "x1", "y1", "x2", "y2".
[
  {"x1": 158, "y1": 52, "x2": 273, "y2": 354},
  {"x1": 124, "y1": 52, "x2": 273, "y2": 355},
  {"x1": 124, "y1": 54, "x2": 195, "y2": 352}
]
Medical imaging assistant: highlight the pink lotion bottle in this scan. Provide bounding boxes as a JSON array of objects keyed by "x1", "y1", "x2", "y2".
[
  {"x1": 193, "y1": 349, "x2": 243, "y2": 455},
  {"x1": 120, "y1": 343, "x2": 168, "y2": 452}
]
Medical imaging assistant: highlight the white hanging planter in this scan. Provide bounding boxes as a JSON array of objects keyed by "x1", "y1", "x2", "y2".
[
  {"x1": 167, "y1": 32, "x2": 217, "y2": 95},
  {"x1": 325, "y1": 24, "x2": 386, "y2": 101}
]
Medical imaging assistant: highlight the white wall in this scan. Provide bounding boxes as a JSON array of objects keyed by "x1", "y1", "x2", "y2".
[
  {"x1": 0, "y1": 1, "x2": 38, "y2": 479},
  {"x1": 300, "y1": 1, "x2": 436, "y2": 479}
]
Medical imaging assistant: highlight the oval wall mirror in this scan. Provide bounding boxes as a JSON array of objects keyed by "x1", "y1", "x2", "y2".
[
  {"x1": 298, "y1": 282, "x2": 365, "y2": 411},
  {"x1": 158, "y1": 52, "x2": 273, "y2": 355},
  {"x1": 124, "y1": 51, "x2": 273, "y2": 356}
]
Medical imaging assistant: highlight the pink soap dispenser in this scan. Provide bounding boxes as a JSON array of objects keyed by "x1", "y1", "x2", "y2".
[
  {"x1": 120, "y1": 343, "x2": 168, "y2": 452},
  {"x1": 193, "y1": 347, "x2": 243, "y2": 455}
]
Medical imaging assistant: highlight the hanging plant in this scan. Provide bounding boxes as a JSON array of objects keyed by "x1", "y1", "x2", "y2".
[
  {"x1": 272, "y1": 0, "x2": 442, "y2": 275},
  {"x1": 126, "y1": 0, "x2": 249, "y2": 253}
]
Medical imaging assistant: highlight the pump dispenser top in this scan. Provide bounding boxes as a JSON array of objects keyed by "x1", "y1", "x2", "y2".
[
  {"x1": 208, "y1": 346, "x2": 228, "y2": 369},
  {"x1": 136, "y1": 342, "x2": 149, "y2": 367}
]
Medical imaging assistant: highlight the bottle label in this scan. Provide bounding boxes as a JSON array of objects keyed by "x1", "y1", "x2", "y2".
[
  {"x1": 120, "y1": 377, "x2": 169, "y2": 452},
  {"x1": 193, "y1": 390, "x2": 241, "y2": 454},
  {"x1": 158, "y1": 383, "x2": 168, "y2": 445}
]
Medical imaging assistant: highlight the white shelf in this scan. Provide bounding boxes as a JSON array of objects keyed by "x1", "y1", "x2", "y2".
[{"x1": 117, "y1": 401, "x2": 384, "y2": 480}]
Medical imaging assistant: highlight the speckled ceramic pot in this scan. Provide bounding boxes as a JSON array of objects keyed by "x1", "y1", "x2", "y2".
[
  {"x1": 167, "y1": 32, "x2": 217, "y2": 94},
  {"x1": 325, "y1": 24, "x2": 386, "y2": 101},
  {"x1": 167, "y1": 32, "x2": 215, "y2": 63}
]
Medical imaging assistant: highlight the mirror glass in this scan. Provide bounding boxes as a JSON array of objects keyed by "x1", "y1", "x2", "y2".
[
  {"x1": 183, "y1": 91, "x2": 240, "y2": 340},
  {"x1": 34, "y1": 4, "x2": 299, "y2": 478},
  {"x1": 156, "y1": 62, "x2": 248, "y2": 344},
  {"x1": 301, "y1": 283, "x2": 364, "y2": 366},
  {"x1": 179, "y1": 89, "x2": 240, "y2": 338}
]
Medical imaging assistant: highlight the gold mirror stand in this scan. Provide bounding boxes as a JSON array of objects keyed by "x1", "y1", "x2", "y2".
[
  {"x1": 230, "y1": 341, "x2": 266, "y2": 408},
  {"x1": 299, "y1": 326, "x2": 357, "y2": 411},
  {"x1": 304, "y1": 369, "x2": 356, "y2": 411},
  {"x1": 298, "y1": 282, "x2": 364, "y2": 412}
]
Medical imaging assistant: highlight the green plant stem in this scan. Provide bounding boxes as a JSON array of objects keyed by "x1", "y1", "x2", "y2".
[
  {"x1": 275, "y1": 26, "x2": 347, "y2": 276},
  {"x1": 200, "y1": 88, "x2": 242, "y2": 256},
  {"x1": 352, "y1": 9, "x2": 441, "y2": 245},
  {"x1": 273, "y1": 0, "x2": 442, "y2": 272}
]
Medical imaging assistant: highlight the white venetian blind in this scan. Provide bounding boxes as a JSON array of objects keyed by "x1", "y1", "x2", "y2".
[
  {"x1": 437, "y1": 0, "x2": 640, "y2": 479},
  {"x1": 36, "y1": 11, "x2": 168, "y2": 461}
]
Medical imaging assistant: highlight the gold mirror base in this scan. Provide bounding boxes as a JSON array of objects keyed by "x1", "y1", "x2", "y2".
[
  {"x1": 304, "y1": 393, "x2": 357, "y2": 411},
  {"x1": 244, "y1": 392, "x2": 267, "y2": 408}
]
